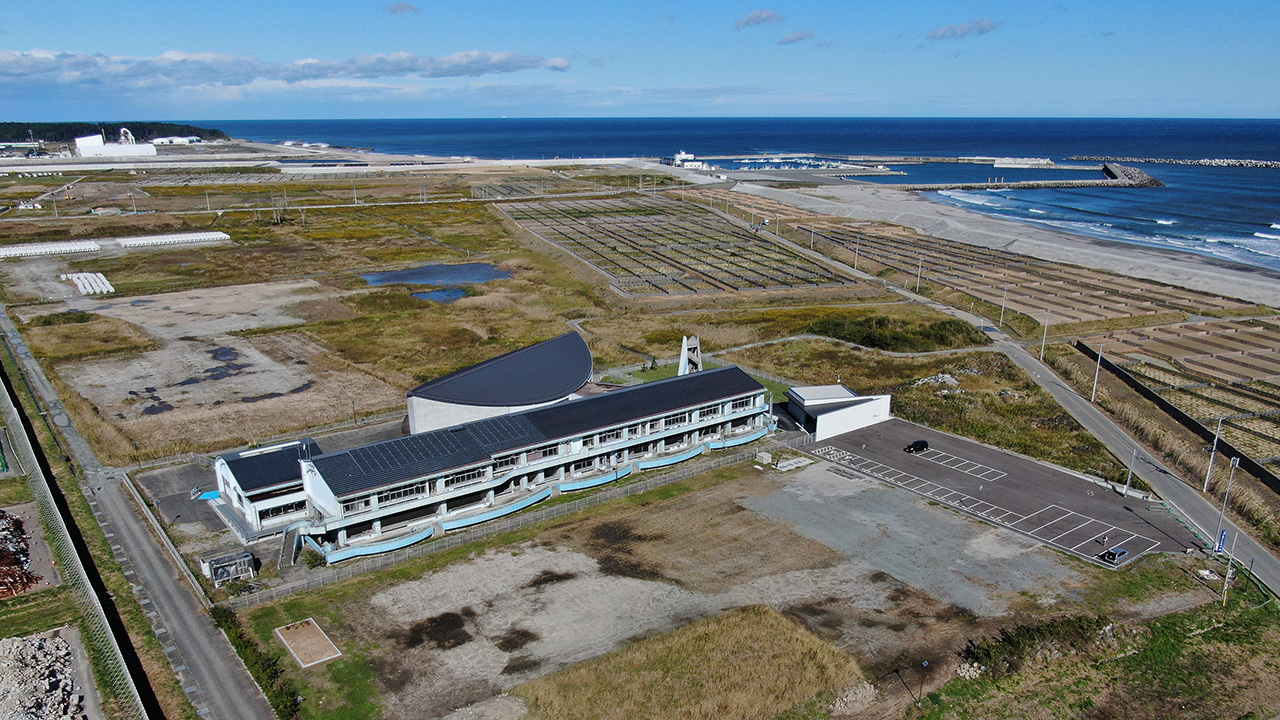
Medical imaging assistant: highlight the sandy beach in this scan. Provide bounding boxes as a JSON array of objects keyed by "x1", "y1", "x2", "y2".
[{"x1": 727, "y1": 181, "x2": 1280, "y2": 308}]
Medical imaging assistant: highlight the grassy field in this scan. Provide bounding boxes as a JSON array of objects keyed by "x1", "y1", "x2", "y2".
[
  {"x1": 580, "y1": 303, "x2": 987, "y2": 364},
  {"x1": 0, "y1": 586, "x2": 77, "y2": 638},
  {"x1": 21, "y1": 314, "x2": 155, "y2": 360},
  {"x1": 514, "y1": 604, "x2": 862, "y2": 720},
  {"x1": 906, "y1": 567, "x2": 1280, "y2": 720},
  {"x1": 722, "y1": 339, "x2": 1128, "y2": 483}
]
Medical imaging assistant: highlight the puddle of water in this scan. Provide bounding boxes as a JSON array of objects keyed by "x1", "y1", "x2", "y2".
[
  {"x1": 360, "y1": 262, "x2": 511, "y2": 287},
  {"x1": 411, "y1": 289, "x2": 468, "y2": 303}
]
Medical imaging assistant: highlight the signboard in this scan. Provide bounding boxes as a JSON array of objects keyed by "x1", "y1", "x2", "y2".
[{"x1": 1216, "y1": 530, "x2": 1228, "y2": 554}]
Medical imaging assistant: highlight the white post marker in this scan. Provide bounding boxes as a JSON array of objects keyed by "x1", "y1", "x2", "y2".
[
  {"x1": 1203, "y1": 417, "x2": 1224, "y2": 493},
  {"x1": 1039, "y1": 310, "x2": 1052, "y2": 362},
  {"x1": 1091, "y1": 342, "x2": 1107, "y2": 402}
]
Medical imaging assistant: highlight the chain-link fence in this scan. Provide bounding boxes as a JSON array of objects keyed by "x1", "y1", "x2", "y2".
[
  {"x1": 0, "y1": 352, "x2": 147, "y2": 719},
  {"x1": 225, "y1": 434, "x2": 813, "y2": 611}
]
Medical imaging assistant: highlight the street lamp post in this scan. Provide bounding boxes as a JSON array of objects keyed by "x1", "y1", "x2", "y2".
[{"x1": 1203, "y1": 417, "x2": 1224, "y2": 493}]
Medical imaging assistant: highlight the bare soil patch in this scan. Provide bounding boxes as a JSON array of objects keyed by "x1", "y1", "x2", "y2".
[
  {"x1": 544, "y1": 470, "x2": 841, "y2": 592},
  {"x1": 275, "y1": 618, "x2": 342, "y2": 668}
]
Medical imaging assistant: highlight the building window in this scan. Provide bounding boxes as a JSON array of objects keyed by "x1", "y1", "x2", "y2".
[
  {"x1": 444, "y1": 467, "x2": 486, "y2": 488},
  {"x1": 627, "y1": 424, "x2": 642, "y2": 438},
  {"x1": 598, "y1": 429, "x2": 622, "y2": 445},
  {"x1": 731, "y1": 397, "x2": 754, "y2": 412},
  {"x1": 572, "y1": 459, "x2": 595, "y2": 475},
  {"x1": 666, "y1": 412, "x2": 690, "y2": 427},
  {"x1": 259, "y1": 500, "x2": 306, "y2": 521},
  {"x1": 527, "y1": 444, "x2": 559, "y2": 461},
  {"x1": 378, "y1": 481, "x2": 427, "y2": 506},
  {"x1": 343, "y1": 497, "x2": 371, "y2": 515},
  {"x1": 698, "y1": 403, "x2": 722, "y2": 419},
  {"x1": 494, "y1": 454, "x2": 519, "y2": 470}
]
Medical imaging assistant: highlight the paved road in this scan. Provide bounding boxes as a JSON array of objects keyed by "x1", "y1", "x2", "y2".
[
  {"x1": 757, "y1": 232, "x2": 1280, "y2": 596},
  {"x1": 1, "y1": 307, "x2": 274, "y2": 720},
  {"x1": 997, "y1": 338, "x2": 1280, "y2": 593}
]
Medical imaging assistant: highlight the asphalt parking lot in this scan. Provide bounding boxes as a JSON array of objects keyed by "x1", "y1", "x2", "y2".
[{"x1": 813, "y1": 418, "x2": 1202, "y2": 567}]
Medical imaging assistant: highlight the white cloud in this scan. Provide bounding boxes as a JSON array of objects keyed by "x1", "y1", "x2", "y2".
[
  {"x1": 0, "y1": 48, "x2": 561, "y2": 91},
  {"x1": 778, "y1": 31, "x2": 815, "y2": 45},
  {"x1": 381, "y1": 2, "x2": 419, "y2": 13},
  {"x1": 735, "y1": 10, "x2": 784, "y2": 30},
  {"x1": 926, "y1": 19, "x2": 1000, "y2": 40}
]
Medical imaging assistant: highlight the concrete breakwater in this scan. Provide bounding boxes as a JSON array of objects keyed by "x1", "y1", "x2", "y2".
[
  {"x1": 1072, "y1": 156, "x2": 1280, "y2": 168},
  {"x1": 873, "y1": 163, "x2": 1162, "y2": 191}
]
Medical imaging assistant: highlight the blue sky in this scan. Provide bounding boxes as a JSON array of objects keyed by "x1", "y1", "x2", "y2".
[{"x1": 3, "y1": 0, "x2": 1277, "y2": 119}]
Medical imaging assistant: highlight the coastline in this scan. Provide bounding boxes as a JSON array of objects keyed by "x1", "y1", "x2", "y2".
[{"x1": 733, "y1": 181, "x2": 1280, "y2": 308}]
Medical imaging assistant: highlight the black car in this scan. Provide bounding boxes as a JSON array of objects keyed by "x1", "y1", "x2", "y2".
[{"x1": 904, "y1": 440, "x2": 929, "y2": 454}]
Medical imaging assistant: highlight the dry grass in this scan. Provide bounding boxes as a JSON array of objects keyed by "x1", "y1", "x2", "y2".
[
  {"x1": 724, "y1": 339, "x2": 1126, "y2": 482},
  {"x1": 21, "y1": 315, "x2": 155, "y2": 360},
  {"x1": 514, "y1": 604, "x2": 862, "y2": 720},
  {"x1": 545, "y1": 469, "x2": 840, "y2": 593},
  {"x1": 1047, "y1": 346, "x2": 1280, "y2": 548}
]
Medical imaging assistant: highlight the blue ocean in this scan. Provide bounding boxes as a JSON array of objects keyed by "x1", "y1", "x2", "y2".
[{"x1": 208, "y1": 118, "x2": 1280, "y2": 272}]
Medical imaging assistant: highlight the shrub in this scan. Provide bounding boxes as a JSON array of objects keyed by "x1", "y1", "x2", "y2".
[
  {"x1": 959, "y1": 614, "x2": 1108, "y2": 677},
  {"x1": 27, "y1": 311, "x2": 93, "y2": 326},
  {"x1": 210, "y1": 606, "x2": 301, "y2": 718},
  {"x1": 299, "y1": 547, "x2": 326, "y2": 569}
]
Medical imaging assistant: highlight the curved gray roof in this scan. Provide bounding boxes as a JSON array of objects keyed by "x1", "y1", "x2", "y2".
[{"x1": 406, "y1": 332, "x2": 592, "y2": 408}]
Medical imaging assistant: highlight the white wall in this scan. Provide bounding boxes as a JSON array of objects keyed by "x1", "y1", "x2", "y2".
[
  {"x1": 812, "y1": 395, "x2": 892, "y2": 441},
  {"x1": 407, "y1": 395, "x2": 567, "y2": 434}
]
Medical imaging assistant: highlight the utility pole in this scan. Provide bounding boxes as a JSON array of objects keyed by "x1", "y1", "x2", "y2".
[
  {"x1": 1039, "y1": 310, "x2": 1052, "y2": 362},
  {"x1": 129, "y1": 193, "x2": 137, "y2": 214},
  {"x1": 205, "y1": 190, "x2": 211, "y2": 212},
  {"x1": 52, "y1": 196, "x2": 58, "y2": 219},
  {"x1": 1213, "y1": 457, "x2": 1239, "y2": 550},
  {"x1": 915, "y1": 256, "x2": 923, "y2": 292},
  {"x1": 1203, "y1": 417, "x2": 1225, "y2": 492},
  {"x1": 1091, "y1": 342, "x2": 1107, "y2": 402},
  {"x1": 999, "y1": 285, "x2": 1009, "y2": 328},
  {"x1": 854, "y1": 236, "x2": 860, "y2": 270}
]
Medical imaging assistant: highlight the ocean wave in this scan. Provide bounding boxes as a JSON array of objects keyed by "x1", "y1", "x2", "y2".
[
  {"x1": 1272, "y1": 223, "x2": 1280, "y2": 229},
  {"x1": 1028, "y1": 208, "x2": 1047, "y2": 214},
  {"x1": 1253, "y1": 232, "x2": 1280, "y2": 241},
  {"x1": 1155, "y1": 219, "x2": 1177, "y2": 225},
  {"x1": 937, "y1": 190, "x2": 1002, "y2": 208}
]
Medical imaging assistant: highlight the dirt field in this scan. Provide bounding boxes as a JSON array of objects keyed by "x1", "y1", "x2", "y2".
[
  {"x1": 17, "y1": 280, "x2": 402, "y2": 458},
  {"x1": 266, "y1": 463, "x2": 1109, "y2": 719}
]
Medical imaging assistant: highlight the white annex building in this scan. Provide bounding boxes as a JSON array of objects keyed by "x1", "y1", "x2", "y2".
[{"x1": 785, "y1": 385, "x2": 891, "y2": 441}]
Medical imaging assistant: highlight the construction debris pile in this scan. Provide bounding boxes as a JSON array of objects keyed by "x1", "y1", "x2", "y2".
[
  {"x1": 0, "y1": 635, "x2": 84, "y2": 720},
  {"x1": 0, "y1": 510, "x2": 40, "y2": 598}
]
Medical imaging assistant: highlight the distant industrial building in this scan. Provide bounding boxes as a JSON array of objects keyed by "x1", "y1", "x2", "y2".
[
  {"x1": 212, "y1": 335, "x2": 775, "y2": 562},
  {"x1": 74, "y1": 128, "x2": 156, "y2": 158}
]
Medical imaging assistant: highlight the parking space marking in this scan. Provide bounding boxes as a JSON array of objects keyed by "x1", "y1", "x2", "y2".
[
  {"x1": 817, "y1": 448, "x2": 1158, "y2": 566},
  {"x1": 914, "y1": 448, "x2": 1007, "y2": 481}
]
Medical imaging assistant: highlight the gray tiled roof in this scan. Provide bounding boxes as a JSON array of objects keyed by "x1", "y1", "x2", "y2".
[
  {"x1": 406, "y1": 332, "x2": 592, "y2": 407},
  {"x1": 220, "y1": 439, "x2": 321, "y2": 493},
  {"x1": 314, "y1": 366, "x2": 763, "y2": 498}
]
